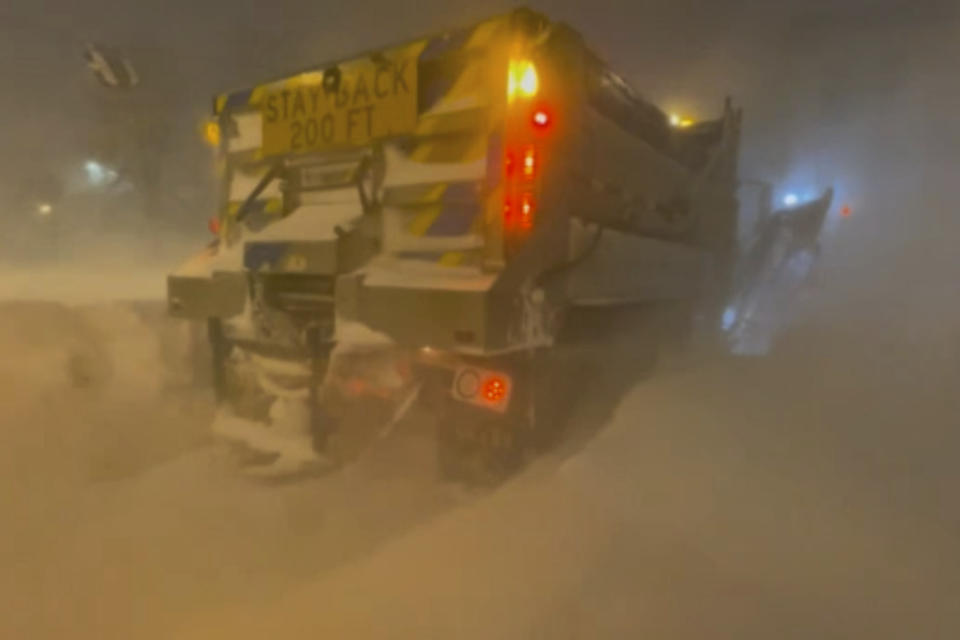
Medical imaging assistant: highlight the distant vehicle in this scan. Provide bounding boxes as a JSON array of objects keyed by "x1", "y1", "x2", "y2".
[
  {"x1": 725, "y1": 187, "x2": 834, "y2": 354},
  {"x1": 168, "y1": 8, "x2": 806, "y2": 481}
]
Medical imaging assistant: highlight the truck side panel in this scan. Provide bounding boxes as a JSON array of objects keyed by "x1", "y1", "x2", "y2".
[{"x1": 563, "y1": 222, "x2": 707, "y2": 305}]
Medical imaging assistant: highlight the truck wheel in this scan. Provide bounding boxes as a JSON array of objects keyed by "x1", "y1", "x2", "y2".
[
  {"x1": 207, "y1": 317, "x2": 230, "y2": 403},
  {"x1": 436, "y1": 399, "x2": 525, "y2": 486},
  {"x1": 206, "y1": 319, "x2": 274, "y2": 423}
]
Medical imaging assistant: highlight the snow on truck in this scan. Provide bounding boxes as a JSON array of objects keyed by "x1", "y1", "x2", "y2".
[{"x1": 168, "y1": 8, "x2": 746, "y2": 481}]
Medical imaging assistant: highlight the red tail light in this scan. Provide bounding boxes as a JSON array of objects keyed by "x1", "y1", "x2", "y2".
[
  {"x1": 519, "y1": 193, "x2": 535, "y2": 229},
  {"x1": 502, "y1": 97, "x2": 551, "y2": 242},
  {"x1": 532, "y1": 108, "x2": 551, "y2": 130},
  {"x1": 482, "y1": 375, "x2": 509, "y2": 403},
  {"x1": 503, "y1": 196, "x2": 514, "y2": 223},
  {"x1": 503, "y1": 193, "x2": 536, "y2": 230},
  {"x1": 452, "y1": 367, "x2": 513, "y2": 412},
  {"x1": 522, "y1": 146, "x2": 536, "y2": 179}
]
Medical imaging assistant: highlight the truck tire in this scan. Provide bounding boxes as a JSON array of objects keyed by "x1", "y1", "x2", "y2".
[
  {"x1": 207, "y1": 317, "x2": 230, "y2": 403},
  {"x1": 436, "y1": 397, "x2": 525, "y2": 486}
]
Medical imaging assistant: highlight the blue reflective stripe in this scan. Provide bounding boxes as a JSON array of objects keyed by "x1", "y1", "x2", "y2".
[
  {"x1": 243, "y1": 242, "x2": 288, "y2": 270},
  {"x1": 424, "y1": 182, "x2": 481, "y2": 236},
  {"x1": 424, "y1": 203, "x2": 479, "y2": 236},
  {"x1": 242, "y1": 206, "x2": 275, "y2": 233}
]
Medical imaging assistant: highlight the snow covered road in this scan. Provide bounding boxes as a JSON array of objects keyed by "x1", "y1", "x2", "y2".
[
  {"x1": 0, "y1": 298, "x2": 956, "y2": 639},
  {"x1": 177, "y1": 325, "x2": 960, "y2": 639}
]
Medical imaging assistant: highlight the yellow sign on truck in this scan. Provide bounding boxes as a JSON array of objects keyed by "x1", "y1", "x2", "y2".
[{"x1": 261, "y1": 44, "x2": 422, "y2": 156}]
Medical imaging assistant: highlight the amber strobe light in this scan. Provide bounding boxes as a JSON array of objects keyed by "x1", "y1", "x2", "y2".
[{"x1": 507, "y1": 59, "x2": 539, "y2": 101}]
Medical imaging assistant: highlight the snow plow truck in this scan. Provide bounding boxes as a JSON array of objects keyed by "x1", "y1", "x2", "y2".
[{"x1": 168, "y1": 8, "x2": 746, "y2": 481}]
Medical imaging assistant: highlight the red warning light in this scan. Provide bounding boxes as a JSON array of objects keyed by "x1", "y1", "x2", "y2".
[
  {"x1": 504, "y1": 194, "x2": 535, "y2": 228},
  {"x1": 519, "y1": 193, "x2": 535, "y2": 229},
  {"x1": 522, "y1": 146, "x2": 537, "y2": 179},
  {"x1": 504, "y1": 151, "x2": 516, "y2": 178},
  {"x1": 841, "y1": 204, "x2": 852, "y2": 217},
  {"x1": 532, "y1": 109, "x2": 551, "y2": 129},
  {"x1": 482, "y1": 375, "x2": 508, "y2": 404}
]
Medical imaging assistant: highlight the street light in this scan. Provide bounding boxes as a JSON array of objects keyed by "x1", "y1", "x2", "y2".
[{"x1": 84, "y1": 160, "x2": 117, "y2": 186}]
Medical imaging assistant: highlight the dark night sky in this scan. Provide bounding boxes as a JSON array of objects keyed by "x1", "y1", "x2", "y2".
[{"x1": 0, "y1": 0, "x2": 956, "y2": 221}]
